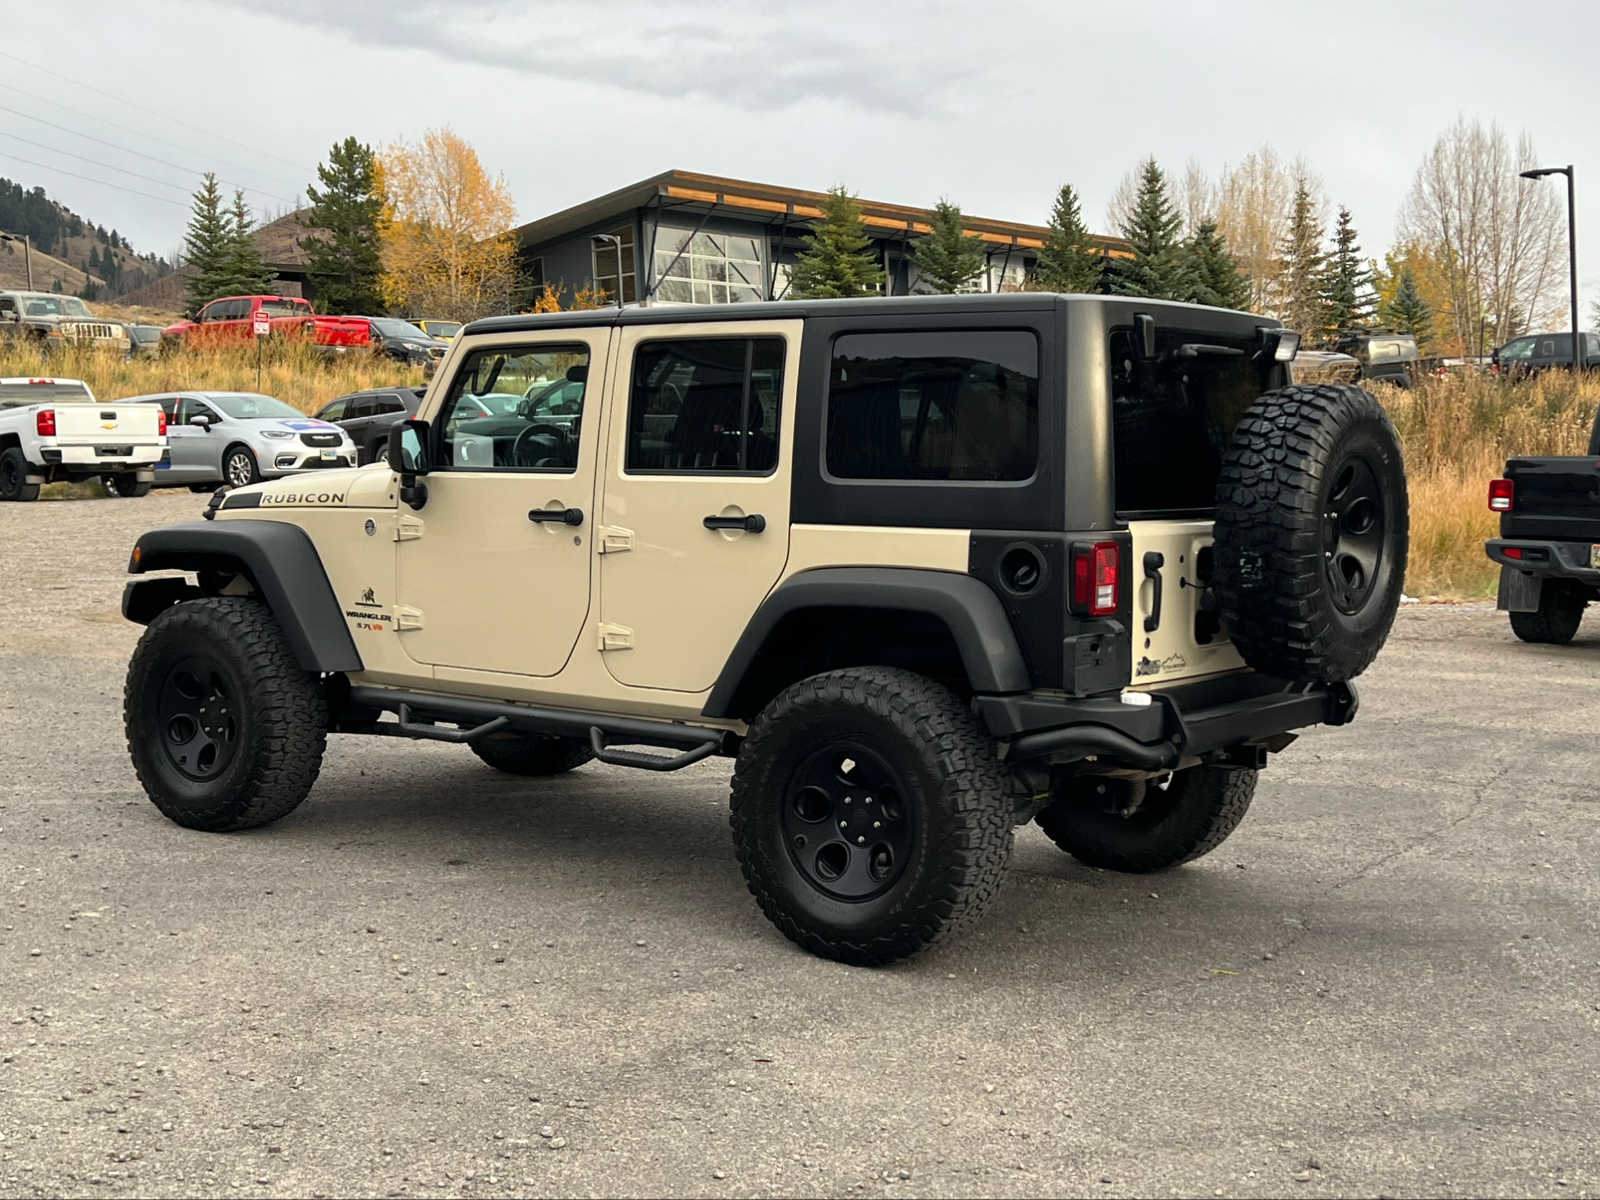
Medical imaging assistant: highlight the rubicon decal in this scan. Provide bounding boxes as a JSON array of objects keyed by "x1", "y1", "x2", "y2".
[{"x1": 260, "y1": 491, "x2": 346, "y2": 506}]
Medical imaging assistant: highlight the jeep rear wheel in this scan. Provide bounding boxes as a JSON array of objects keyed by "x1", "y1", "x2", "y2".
[
  {"x1": 125, "y1": 596, "x2": 327, "y2": 832},
  {"x1": 731, "y1": 667, "x2": 1012, "y2": 966},
  {"x1": 471, "y1": 732, "x2": 593, "y2": 776},
  {"x1": 1213, "y1": 384, "x2": 1408, "y2": 682},
  {"x1": 1035, "y1": 765, "x2": 1257, "y2": 873},
  {"x1": 0, "y1": 447, "x2": 39, "y2": 501},
  {"x1": 1509, "y1": 581, "x2": 1586, "y2": 645}
]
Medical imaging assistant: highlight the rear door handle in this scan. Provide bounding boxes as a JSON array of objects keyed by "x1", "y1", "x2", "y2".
[
  {"x1": 529, "y1": 507, "x2": 584, "y2": 526},
  {"x1": 1143, "y1": 551, "x2": 1165, "y2": 633},
  {"x1": 703, "y1": 514, "x2": 766, "y2": 533}
]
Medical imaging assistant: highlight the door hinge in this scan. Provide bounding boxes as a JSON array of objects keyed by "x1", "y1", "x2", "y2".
[
  {"x1": 596, "y1": 524, "x2": 633, "y2": 554},
  {"x1": 395, "y1": 514, "x2": 424, "y2": 542},
  {"x1": 597, "y1": 622, "x2": 634, "y2": 651},
  {"x1": 394, "y1": 605, "x2": 424, "y2": 631}
]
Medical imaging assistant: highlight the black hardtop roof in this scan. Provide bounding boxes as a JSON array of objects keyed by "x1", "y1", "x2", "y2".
[{"x1": 463, "y1": 293, "x2": 1273, "y2": 338}]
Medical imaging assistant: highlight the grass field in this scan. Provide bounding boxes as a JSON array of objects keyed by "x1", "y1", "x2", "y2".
[{"x1": 4, "y1": 341, "x2": 1593, "y2": 599}]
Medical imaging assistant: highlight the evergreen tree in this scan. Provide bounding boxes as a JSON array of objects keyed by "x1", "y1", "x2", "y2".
[
  {"x1": 786, "y1": 185, "x2": 881, "y2": 299},
  {"x1": 300, "y1": 136, "x2": 386, "y2": 314},
  {"x1": 1384, "y1": 268, "x2": 1435, "y2": 349},
  {"x1": 223, "y1": 190, "x2": 275, "y2": 296},
  {"x1": 183, "y1": 173, "x2": 236, "y2": 311},
  {"x1": 1275, "y1": 179, "x2": 1327, "y2": 339},
  {"x1": 1320, "y1": 206, "x2": 1375, "y2": 341},
  {"x1": 1030, "y1": 183, "x2": 1102, "y2": 293},
  {"x1": 1184, "y1": 219, "x2": 1250, "y2": 309},
  {"x1": 911, "y1": 199, "x2": 986, "y2": 294},
  {"x1": 1111, "y1": 158, "x2": 1189, "y2": 300}
]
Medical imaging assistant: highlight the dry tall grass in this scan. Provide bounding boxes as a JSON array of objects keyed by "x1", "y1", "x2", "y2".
[{"x1": 0, "y1": 340, "x2": 424, "y2": 417}]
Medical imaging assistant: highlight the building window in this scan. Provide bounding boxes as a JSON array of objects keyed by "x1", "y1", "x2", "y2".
[
  {"x1": 653, "y1": 226, "x2": 766, "y2": 304},
  {"x1": 592, "y1": 227, "x2": 637, "y2": 304}
]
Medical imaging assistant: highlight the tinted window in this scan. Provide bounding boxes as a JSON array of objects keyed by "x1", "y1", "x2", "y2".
[
  {"x1": 825, "y1": 330, "x2": 1038, "y2": 481},
  {"x1": 437, "y1": 344, "x2": 590, "y2": 471},
  {"x1": 373, "y1": 393, "x2": 407, "y2": 414},
  {"x1": 0, "y1": 296, "x2": 17, "y2": 317},
  {"x1": 259, "y1": 298, "x2": 310, "y2": 317},
  {"x1": 626, "y1": 337, "x2": 784, "y2": 473}
]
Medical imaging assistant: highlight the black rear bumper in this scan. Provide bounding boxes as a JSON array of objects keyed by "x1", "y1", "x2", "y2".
[
  {"x1": 977, "y1": 674, "x2": 1358, "y2": 770},
  {"x1": 1485, "y1": 539, "x2": 1600, "y2": 611}
]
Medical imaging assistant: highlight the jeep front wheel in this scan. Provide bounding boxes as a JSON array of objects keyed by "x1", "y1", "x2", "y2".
[
  {"x1": 125, "y1": 596, "x2": 327, "y2": 831},
  {"x1": 730, "y1": 667, "x2": 1013, "y2": 966},
  {"x1": 471, "y1": 732, "x2": 593, "y2": 776},
  {"x1": 1034, "y1": 765, "x2": 1257, "y2": 873}
]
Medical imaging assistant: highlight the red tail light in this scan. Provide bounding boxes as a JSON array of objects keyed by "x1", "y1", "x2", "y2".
[
  {"x1": 156, "y1": 408, "x2": 168, "y2": 436},
  {"x1": 1072, "y1": 541, "x2": 1121, "y2": 616},
  {"x1": 35, "y1": 408, "x2": 55, "y2": 437},
  {"x1": 1488, "y1": 478, "x2": 1515, "y2": 512},
  {"x1": 1502, "y1": 546, "x2": 1524, "y2": 559}
]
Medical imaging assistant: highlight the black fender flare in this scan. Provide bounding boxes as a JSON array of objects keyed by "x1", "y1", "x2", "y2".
[
  {"x1": 701, "y1": 566, "x2": 1029, "y2": 719},
  {"x1": 123, "y1": 519, "x2": 361, "y2": 673}
]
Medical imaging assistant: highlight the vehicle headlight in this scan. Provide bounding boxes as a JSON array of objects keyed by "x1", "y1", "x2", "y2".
[{"x1": 260, "y1": 429, "x2": 294, "y2": 439}]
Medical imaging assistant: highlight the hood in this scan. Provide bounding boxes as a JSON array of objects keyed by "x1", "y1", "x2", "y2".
[
  {"x1": 261, "y1": 417, "x2": 348, "y2": 435},
  {"x1": 216, "y1": 462, "x2": 395, "y2": 513}
]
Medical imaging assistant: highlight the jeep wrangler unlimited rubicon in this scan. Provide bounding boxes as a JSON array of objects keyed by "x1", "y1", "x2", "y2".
[{"x1": 121, "y1": 295, "x2": 1408, "y2": 965}]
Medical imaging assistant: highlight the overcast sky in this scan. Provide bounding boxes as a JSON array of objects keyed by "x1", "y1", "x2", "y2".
[{"x1": 4, "y1": 0, "x2": 1598, "y2": 315}]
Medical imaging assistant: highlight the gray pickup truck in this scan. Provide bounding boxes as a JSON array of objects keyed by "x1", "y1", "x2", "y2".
[{"x1": 0, "y1": 289, "x2": 132, "y2": 354}]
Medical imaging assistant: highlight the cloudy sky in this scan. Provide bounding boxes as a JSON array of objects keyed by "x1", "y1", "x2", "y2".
[{"x1": 5, "y1": 0, "x2": 1598, "y2": 312}]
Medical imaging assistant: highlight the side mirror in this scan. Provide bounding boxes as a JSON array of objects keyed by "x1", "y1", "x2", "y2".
[
  {"x1": 188, "y1": 413, "x2": 212, "y2": 429},
  {"x1": 389, "y1": 418, "x2": 430, "y2": 510}
]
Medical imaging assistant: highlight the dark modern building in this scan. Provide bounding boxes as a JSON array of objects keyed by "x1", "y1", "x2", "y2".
[{"x1": 509, "y1": 170, "x2": 1127, "y2": 309}]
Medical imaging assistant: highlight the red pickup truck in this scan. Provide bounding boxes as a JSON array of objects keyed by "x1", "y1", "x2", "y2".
[{"x1": 161, "y1": 295, "x2": 370, "y2": 352}]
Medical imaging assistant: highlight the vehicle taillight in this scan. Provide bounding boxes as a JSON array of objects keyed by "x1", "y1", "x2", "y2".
[
  {"x1": 1072, "y1": 541, "x2": 1121, "y2": 616},
  {"x1": 1488, "y1": 478, "x2": 1515, "y2": 512},
  {"x1": 156, "y1": 408, "x2": 167, "y2": 436},
  {"x1": 1502, "y1": 546, "x2": 1524, "y2": 559},
  {"x1": 35, "y1": 408, "x2": 55, "y2": 437}
]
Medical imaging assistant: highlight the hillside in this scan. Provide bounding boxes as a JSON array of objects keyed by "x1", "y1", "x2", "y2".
[{"x1": 0, "y1": 177, "x2": 172, "y2": 299}]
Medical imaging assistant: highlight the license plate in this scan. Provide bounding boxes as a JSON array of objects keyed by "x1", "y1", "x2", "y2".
[
  {"x1": 1591, "y1": 544, "x2": 1600, "y2": 569},
  {"x1": 320, "y1": 450, "x2": 336, "y2": 461}
]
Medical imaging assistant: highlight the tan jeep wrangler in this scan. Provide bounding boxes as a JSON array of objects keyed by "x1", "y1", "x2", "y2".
[{"x1": 121, "y1": 295, "x2": 1408, "y2": 965}]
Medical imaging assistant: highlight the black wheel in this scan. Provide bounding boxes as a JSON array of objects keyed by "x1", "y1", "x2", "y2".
[
  {"x1": 1035, "y1": 766, "x2": 1257, "y2": 874},
  {"x1": 731, "y1": 667, "x2": 1013, "y2": 966},
  {"x1": 1214, "y1": 384, "x2": 1408, "y2": 682},
  {"x1": 470, "y1": 732, "x2": 593, "y2": 776},
  {"x1": 223, "y1": 445, "x2": 260, "y2": 488},
  {"x1": 102, "y1": 473, "x2": 152, "y2": 498},
  {"x1": 189, "y1": 483, "x2": 220, "y2": 494},
  {"x1": 1509, "y1": 581, "x2": 1586, "y2": 645},
  {"x1": 0, "y1": 447, "x2": 40, "y2": 501},
  {"x1": 125, "y1": 596, "x2": 327, "y2": 832}
]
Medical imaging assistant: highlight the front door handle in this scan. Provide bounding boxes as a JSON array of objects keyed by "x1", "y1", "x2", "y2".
[
  {"x1": 703, "y1": 513, "x2": 766, "y2": 533},
  {"x1": 529, "y1": 507, "x2": 584, "y2": 526}
]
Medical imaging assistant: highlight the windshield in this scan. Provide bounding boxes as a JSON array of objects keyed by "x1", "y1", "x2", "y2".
[
  {"x1": 424, "y1": 321, "x2": 461, "y2": 337},
  {"x1": 372, "y1": 318, "x2": 429, "y2": 339},
  {"x1": 0, "y1": 380, "x2": 93, "y2": 405},
  {"x1": 259, "y1": 298, "x2": 311, "y2": 317},
  {"x1": 206, "y1": 393, "x2": 305, "y2": 420}
]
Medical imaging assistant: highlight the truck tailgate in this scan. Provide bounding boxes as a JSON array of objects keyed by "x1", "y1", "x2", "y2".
[
  {"x1": 48, "y1": 404, "x2": 164, "y2": 448},
  {"x1": 1501, "y1": 456, "x2": 1600, "y2": 541},
  {"x1": 312, "y1": 317, "x2": 371, "y2": 348}
]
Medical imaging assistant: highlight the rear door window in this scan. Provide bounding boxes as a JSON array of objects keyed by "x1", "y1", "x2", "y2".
[{"x1": 625, "y1": 337, "x2": 785, "y2": 474}]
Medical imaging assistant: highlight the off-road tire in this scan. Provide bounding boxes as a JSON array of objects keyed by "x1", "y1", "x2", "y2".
[
  {"x1": 223, "y1": 445, "x2": 260, "y2": 488},
  {"x1": 102, "y1": 473, "x2": 152, "y2": 498},
  {"x1": 0, "y1": 447, "x2": 40, "y2": 501},
  {"x1": 1035, "y1": 766, "x2": 1257, "y2": 873},
  {"x1": 1509, "y1": 581, "x2": 1586, "y2": 645},
  {"x1": 1213, "y1": 383, "x2": 1408, "y2": 682},
  {"x1": 125, "y1": 596, "x2": 327, "y2": 832},
  {"x1": 470, "y1": 732, "x2": 593, "y2": 776},
  {"x1": 189, "y1": 483, "x2": 219, "y2": 494},
  {"x1": 730, "y1": 667, "x2": 1013, "y2": 966}
]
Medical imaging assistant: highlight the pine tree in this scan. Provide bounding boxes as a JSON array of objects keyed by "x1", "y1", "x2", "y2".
[
  {"x1": 1384, "y1": 268, "x2": 1434, "y2": 350},
  {"x1": 222, "y1": 190, "x2": 275, "y2": 296},
  {"x1": 183, "y1": 173, "x2": 237, "y2": 311},
  {"x1": 1275, "y1": 179, "x2": 1327, "y2": 339},
  {"x1": 1111, "y1": 158, "x2": 1189, "y2": 300},
  {"x1": 1320, "y1": 206, "x2": 1375, "y2": 341},
  {"x1": 911, "y1": 199, "x2": 986, "y2": 294},
  {"x1": 1184, "y1": 219, "x2": 1250, "y2": 310},
  {"x1": 300, "y1": 136, "x2": 386, "y2": 314},
  {"x1": 786, "y1": 185, "x2": 881, "y2": 299},
  {"x1": 1030, "y1": 183, "x2": 1103, "y2": 293}
]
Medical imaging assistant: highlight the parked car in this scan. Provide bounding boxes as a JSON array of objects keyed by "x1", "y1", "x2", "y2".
[
  {"x1": 121, "y1": 391, "x2": 356, "y2": 489},
  {"x1": 1334, "y1": 333, "x2": 1421, "y2": 388},
  {"x1": 362, "y1": 317, "x2": 448, "y2": 365},
  {"x1": 128, "y1": 324, "x2": 164, "y2": 358},
  {"x1": 160, "y1": 295, "x2": 370, "y2": 353},
  {"x1": 314, "y1": 387, "x2": 425, "y2": 465},
  {"x1": 0, "y1": 290, "x2": 132, "y2": 354},
  {"x1": 413, "y1": 319, "x2": 461, "y2": 342},
  {"x1": 1493, "y1": 331, "x2": 1600, "y2": 378},
  {"x1": 1290, "y1": 349, "x2": 1360, "y2": 384},
  {"x1": 120, "y1": 293, "x2": 1409, "y2": 966},
  {"x1": 0, "y1": 376, "x2": 166, "y2": 500}
]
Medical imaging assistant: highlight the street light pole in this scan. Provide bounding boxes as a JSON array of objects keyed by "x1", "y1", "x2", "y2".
[
  {"x1": 1521, "y1": 165, "x2": 1580, "y2": 369},
  {"x1": 1, "y1": 233, "x2": 33, "y2": 289}
]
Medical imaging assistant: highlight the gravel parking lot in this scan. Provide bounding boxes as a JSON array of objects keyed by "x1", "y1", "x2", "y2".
[{"x1": 2, "y1": 491, "x2": 1598, "y2": 1198}]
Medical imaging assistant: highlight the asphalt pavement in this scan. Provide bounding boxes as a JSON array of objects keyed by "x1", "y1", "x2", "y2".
[{"x1": 1, "y1": 492, "x2": 1597, "y2": 1197}]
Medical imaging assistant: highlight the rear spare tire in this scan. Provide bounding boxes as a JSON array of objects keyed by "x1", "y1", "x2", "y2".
[{"x1": 1213, "y1": 383, "x2": 1408, "y2": 682}]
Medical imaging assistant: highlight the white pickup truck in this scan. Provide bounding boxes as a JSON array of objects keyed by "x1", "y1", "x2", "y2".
[{"x1": 0, "y1": 377, "x2": 168, "y2": 500}]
